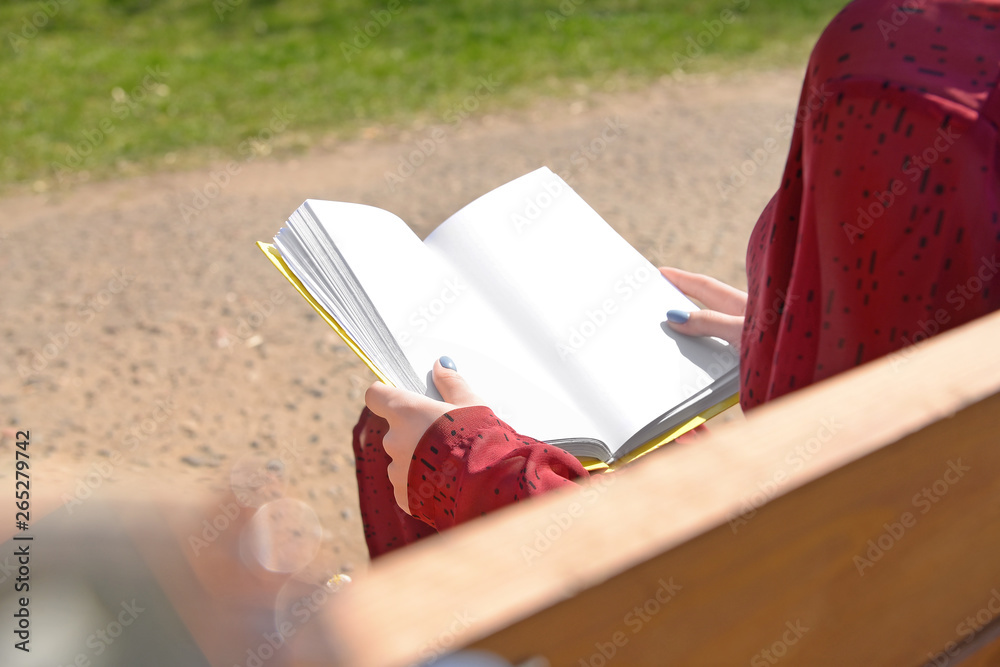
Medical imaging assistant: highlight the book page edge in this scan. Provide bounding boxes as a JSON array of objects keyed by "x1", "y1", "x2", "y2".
[{"x1": 256, "y1": 241, "x2": 395, "y2": 387}]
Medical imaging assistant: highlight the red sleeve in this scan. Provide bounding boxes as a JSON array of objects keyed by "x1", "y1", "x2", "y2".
[
  {"x1": 405, "y1": 406, "x2": 589, "y2": 531},
  {"x1": 353, "y1": 408, "x2": 439, "y2": 558}
]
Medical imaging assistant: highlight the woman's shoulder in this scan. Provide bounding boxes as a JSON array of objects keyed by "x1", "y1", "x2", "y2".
[{"x1": 806, "y1": 0, "x2": 999, "y2": 115}]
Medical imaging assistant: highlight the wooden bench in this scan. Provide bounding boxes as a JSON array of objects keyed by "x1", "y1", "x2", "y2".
[{"x1": 318, "y1": 309, "x2": 1000, "y2": 666}]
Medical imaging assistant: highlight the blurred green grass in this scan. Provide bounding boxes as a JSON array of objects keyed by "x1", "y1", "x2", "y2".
[{"x1": 1, "y1": 0, "x2": 841, "y2": 189}]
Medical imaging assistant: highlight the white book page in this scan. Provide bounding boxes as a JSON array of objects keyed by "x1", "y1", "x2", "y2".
[
  {"x1": 297, "y1": 200, "x2": 605, "y2": 442},
  {"x1": 425, "y1": 168, "x2": 737, "y2": 449}
]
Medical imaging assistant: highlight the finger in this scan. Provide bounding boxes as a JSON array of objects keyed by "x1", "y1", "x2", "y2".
[
  {"x1": 432, "y1": 357, "x2": 483, "y2": 407},
  {"x1": 667, "y1": 309, "x2": 743, "y2": 349},
  {"x1": 364, "y1": 381, "x2": 402, "y2": 418},
  {"x1": 659, "y1": 267, "x2": 747, "y2": 316}
]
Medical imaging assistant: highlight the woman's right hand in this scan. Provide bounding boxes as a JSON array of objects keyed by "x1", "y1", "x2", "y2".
[
  {"x1": 659, "y1": 267, "x2": 747, "y2": 350},
  {"x1": 364, "y1": 358, "x2": 484, "y2": 513}
]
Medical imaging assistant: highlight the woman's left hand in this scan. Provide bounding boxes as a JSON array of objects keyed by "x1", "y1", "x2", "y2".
[
  {"x1": 365, "y1": 357, "x2": 484, "y2": 513},
  {"x1": 659, "y1": 266, "x2": 747, "y2": 350}
]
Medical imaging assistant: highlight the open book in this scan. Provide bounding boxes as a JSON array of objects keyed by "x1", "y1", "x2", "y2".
[{"x1": 259, "y1": 167, "x2": 739, "y2": 469}]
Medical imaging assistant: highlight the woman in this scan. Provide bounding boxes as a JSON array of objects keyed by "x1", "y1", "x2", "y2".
[{"x1": 354, "y1": 0, "x2": 1000, "y2": 558}]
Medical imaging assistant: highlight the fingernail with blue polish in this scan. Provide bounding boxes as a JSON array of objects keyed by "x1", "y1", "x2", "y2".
[
  {"x1": 666, "y1": 310, "x2": 690, "y2": 324},
  {"x1": 439, "y1": 356, "x2": 457, "y2": 371}
]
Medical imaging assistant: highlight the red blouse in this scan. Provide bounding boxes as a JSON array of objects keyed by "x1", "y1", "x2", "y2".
[
  {"x1": 354, "y1": 0, "x2": 1000, "y2": 559},
  {"x1": 741, "y1": 0, "x2": 1000, "y2": 407}
]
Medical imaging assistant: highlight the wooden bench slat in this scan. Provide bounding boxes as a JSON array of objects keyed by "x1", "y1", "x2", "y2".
[{"x1": 321, "y1": 310, "x2": 1000, "y2": 667}]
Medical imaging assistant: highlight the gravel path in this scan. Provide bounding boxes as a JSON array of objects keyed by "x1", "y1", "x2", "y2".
[{"x1": 0, "y1": 67, "x2": 803, "y2": 580}]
